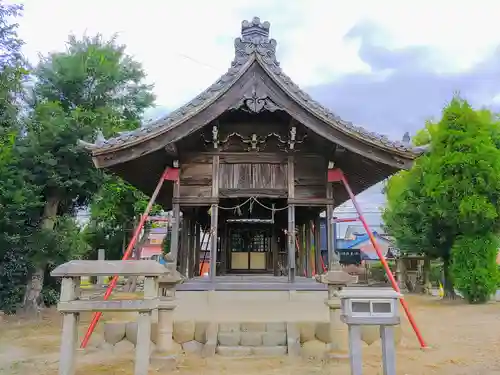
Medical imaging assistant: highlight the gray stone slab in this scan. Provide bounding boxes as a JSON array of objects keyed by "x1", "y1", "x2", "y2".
[
  {"x1": 252, "y1": 346, "x2": 287, "y2": 356},
  {"x1": 262, "y1": 331, "x2": 287, "y2": 346},
  {"x1": 240, "y1": 332, "x2": 263, "y2": 346},
  {"x1": 217, "y1": 346, "x2": 252, "y2": 357},
  {"x1": 218, "y1": 332, "x2": 241, "y2": 346},
  {"x1": 51, "y1": 260, "x2": 168, "y2": 277},
  {"x1": 57, "y1": 299, "x2": 158, "y2": 313}
]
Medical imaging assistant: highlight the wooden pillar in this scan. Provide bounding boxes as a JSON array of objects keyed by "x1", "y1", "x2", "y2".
[
  {"x1": 297, "y1": 224, "x2": 305, "y2": 277},
  {"x1": 194, "y1": 222, "x2": 201, "y2": 277},
  {"x1": 314, "y1": 215, "x2": 322, "y2": 275},
  {"x1": 187, "y1": 219, "x2": 196, "y2": 278},
  {"x1": 220, "y1": 223, "x2": 228, "y2": 275},
  {"x1": 170, "y1": 165, "x2": 181, "y2": 266},
  {"x1": 305, "y1": 221, "x2": 312, "y2": 277},
  {"x1": 180, "y1": 216, "x2": 189, "y2": 277},
  {"x1": 272, "y1": 227, "x2": 279, "y2": 276},
  {"x1": 287, "y1": 156, "x2": 296, "y2": 283},
  {"x1": 326, "y1": 182, "x2": 336, "y2": 270},
  {"x1": 210, "y1": 155, "x2": 220, "y2": 282}
]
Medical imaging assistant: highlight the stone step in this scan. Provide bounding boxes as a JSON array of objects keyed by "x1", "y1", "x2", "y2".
[{"x1": 216, "y1": 345, "x2": 287, "y2": 357}]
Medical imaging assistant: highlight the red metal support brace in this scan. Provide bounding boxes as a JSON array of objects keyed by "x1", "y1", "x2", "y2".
[
  {"x1": 80, "y1": 165, "x2": 177, "y2": 349},
  {"x1": 334, "y1": 217, "x2": 359, "y2": 223},
  {"x1": 328, "y1": 168, "x2": 428, "y2": 349}
]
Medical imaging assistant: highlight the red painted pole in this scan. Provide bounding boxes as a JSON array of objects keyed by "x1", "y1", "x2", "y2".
[
  {"x1": 338, "y1": 171, "x2": 428, "y2": 349},
  {"x1": 80, "y1": 166, "x2": 172, "y2": 349}
]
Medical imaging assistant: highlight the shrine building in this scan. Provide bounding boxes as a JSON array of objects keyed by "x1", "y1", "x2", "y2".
[{"x1": 81, "y1": 17, "x2": 424, "y2": 285}]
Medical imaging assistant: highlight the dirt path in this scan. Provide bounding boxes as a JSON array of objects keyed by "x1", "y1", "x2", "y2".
[{"x1": 0, "y1": 295, "x2": 499, "y2": 375}]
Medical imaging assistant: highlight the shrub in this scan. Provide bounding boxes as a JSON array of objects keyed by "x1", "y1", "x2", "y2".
[{"x1": 451, "y1": 234, "x2": 498, "y2": 303}]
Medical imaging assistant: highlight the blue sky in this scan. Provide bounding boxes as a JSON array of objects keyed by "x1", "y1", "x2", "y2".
[{"x1": 15, "y1": 0, "x2": 500, "y2": 222}]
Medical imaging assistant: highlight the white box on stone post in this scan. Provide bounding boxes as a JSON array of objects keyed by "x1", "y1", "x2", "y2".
[
  {"x1": 340, "y1": 287, "x2": 401, "y2": 326},
  {"x1": 339, "y1": 287, "x2": 402, "y2": 375}
]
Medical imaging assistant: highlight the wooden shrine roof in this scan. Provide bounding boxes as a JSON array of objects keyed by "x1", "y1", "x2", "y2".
[{"x1": 80, "y1": 17, "x2": 427, "y2": 169}]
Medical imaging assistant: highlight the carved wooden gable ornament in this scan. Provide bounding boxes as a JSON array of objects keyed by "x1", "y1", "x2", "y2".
[{"x1": 80, "y1": 17, "x2": 427, "y2": 168}]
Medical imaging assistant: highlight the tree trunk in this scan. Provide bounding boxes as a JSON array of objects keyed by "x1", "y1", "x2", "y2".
[
  {"x1": 423, "y1": 257, "x2": 432, "y2": 295},
  {"x1": 442, "y1": 256, "x2": 456, "y2": 299},
  {"x1": 22, "y1": 195, "x2": 60, "y2": 317}
]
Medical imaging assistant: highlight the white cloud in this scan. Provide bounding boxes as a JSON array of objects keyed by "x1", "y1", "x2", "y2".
[{"x1": 17, "y1": 0, "x2": 500, "y2": 108}]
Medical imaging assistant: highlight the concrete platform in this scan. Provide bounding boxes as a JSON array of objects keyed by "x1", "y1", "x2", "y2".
[{"x1": 174, "y1": 275, "x2": 329, "y2": 322}]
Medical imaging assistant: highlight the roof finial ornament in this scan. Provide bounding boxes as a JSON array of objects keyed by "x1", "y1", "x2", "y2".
[
  {"x1": 233, "y1": 17, "x2": 278, "y2": 67},
  {"x1": 241, "y1": 17, "x2": 270, "y2": 43}
]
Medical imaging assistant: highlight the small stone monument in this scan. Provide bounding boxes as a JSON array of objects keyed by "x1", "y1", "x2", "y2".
[
  {"x1": 339, "y1": 287, "x2": 402, "y2": 375},
  {"x1": 315, "y1": 263, "x2": 357, "y2": 357}
]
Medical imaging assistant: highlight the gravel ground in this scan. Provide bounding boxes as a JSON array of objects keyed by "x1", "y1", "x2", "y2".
[{"x1": 0, "y1": 294, "x2": 499, "y2": 375}]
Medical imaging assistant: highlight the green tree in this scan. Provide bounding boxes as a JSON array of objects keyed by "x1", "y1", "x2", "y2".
[
  {"x1": 0, "y1": 3, "x2": 42, "y2": 314},
  {"x1": 384, "y1": 97, "x2": 500, "y2": 302},
  {"x1": 18, "y1": 34, "x2": 155, "y2": 312},
  {"x1": 83, "y1": 176, "x2": 161, "y2": 261}
]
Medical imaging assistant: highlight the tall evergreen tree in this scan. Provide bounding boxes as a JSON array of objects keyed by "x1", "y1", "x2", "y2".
[
  {"x1": 384, "y1": 97, "x2": 500, "y2": 302},
  {"x1": 18, "y1": 34, "x2": 155, "y2": 312}
]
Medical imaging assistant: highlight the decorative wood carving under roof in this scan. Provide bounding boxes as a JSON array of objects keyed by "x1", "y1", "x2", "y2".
[{"x1": 80, "y1": 17, "x2": 426, "y2": 163}]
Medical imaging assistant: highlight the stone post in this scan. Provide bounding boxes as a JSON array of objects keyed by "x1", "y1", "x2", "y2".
[
  {"x1": 315, "y1": 264, "x2": 357, "y2": 358},
  {"x1": 156, "y1": 260, "x2": 183, "y2": 353},
  {"x1": 395, "y1": 258, "x2": 404, "y2": 291},
  {"x1": 58, "y1": 276, "x2": 80, "y2": 375},
  {"x1": 134, "y1": 275, "x2": 158, "y2": 375},
  {"x1": 97, "y1": 249, "x2": 106, "y2": 286}
]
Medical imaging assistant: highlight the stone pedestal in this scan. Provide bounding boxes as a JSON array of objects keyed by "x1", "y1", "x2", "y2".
[
  {"x1": 315, "y1": 265, "x2": 357, "y2": 358},
  {"x1": 156, "y1": 262, "x2": 183, "y2": 354}
]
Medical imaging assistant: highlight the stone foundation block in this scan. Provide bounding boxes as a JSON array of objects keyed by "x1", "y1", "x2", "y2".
[
  {"x1": 113, "y1": 339, "x2": 135, "y2": 353},
  {"x1": 301, "y1": 339, "x2": 327, "y2": 360},
  {"x1": 241, "y1": 322, "x2": 266, "y2": 332},
  {"x1": 240, "y1": 332, "x2": 263, "y2": 346},
  {"x1": 315, "y1": 322, "x2": 331, "y2": 343},
  {"x1": 202, "y1": 323, "x2": 218, "y2": 358},
  {"x1": 182, "y1": 340, "x2": 204, "y2": 355},
  {"x1": 297, "y1": 322, "x2": 316, "y2": 343},
  {"x1": 286, "y1": 323, "x2": 301, "y2": 357},
  {"x1": 125, "y1": 321, "x2": 138, "y2": 345},
  {"x1": 194, "y1": 321, "x2": 209, "y2": 344},
  {"x1": 262, "y1": 331, "x2": 286, "y2": 346},
  {"x1": 173, "y1": 320, "x2": 195, "y2": 344},
  {"x1": 218, "y1": 332, "x2": 241, "y2": 346},
  {"x1": 266, "y1": 322, "x2": 286, "y2": 332},
  {"x1": 217, "y1": 346, "x2": 252, "y2": 357},
  {"x1": 103, "y1": 321, "x2": 126, "y2": 345},
  {"x1": 251, "y1": 346, "x2": 288, "y2": 356}
]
